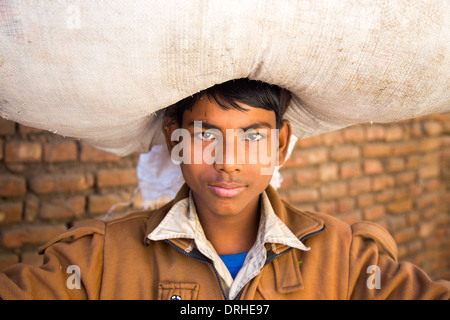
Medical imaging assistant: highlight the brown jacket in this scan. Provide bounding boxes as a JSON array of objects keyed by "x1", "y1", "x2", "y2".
[{"x1": 1, "y1": 184, "x2": 449, "y2": 299}]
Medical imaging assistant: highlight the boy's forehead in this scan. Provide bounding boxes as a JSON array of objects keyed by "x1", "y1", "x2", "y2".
[{"x1": 182, "y1": 97, "x2": 277, "y2": 129}]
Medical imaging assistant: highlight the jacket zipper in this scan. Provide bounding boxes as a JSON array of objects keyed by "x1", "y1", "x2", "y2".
[
  {"x1": 299, "y1": 224, "x2": 326, "y2": 243},
  {"x1": 163, "y1": 239, "x2": 229, "y2": 300},
  {"x1": 163, "y1": 224, "x2": 326, "y2": 300}
]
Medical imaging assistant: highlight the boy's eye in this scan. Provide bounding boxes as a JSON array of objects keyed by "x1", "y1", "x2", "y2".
[
  {"x1": 245, "y1": 133, "x2": 264, "y2": 141},
  {"x1": 195, "y1": 131, "x2": 215, "y2": 141}
]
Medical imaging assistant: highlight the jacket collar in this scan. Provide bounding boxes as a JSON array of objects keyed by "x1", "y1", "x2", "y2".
[
  {"x1": 144, "y1": 183, "x2": 325, "y2": 297},
  {"x1": 147, "y1": 186, "x2": 311, "y2": 252},
  {"x1": 145, "y1": 183, "x2": 325, "y2": 241}
]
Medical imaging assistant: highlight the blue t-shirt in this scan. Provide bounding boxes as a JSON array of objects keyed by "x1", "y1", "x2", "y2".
[{"x1": 219, "y1": 252, "x2": 248, "y2": 279}]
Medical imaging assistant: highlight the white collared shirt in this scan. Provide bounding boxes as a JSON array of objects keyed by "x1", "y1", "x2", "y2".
[{"x1": 148, "y1": 190, "x2": 310, "y2": 300}]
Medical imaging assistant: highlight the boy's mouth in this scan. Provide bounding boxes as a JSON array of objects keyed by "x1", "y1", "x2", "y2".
[{"x1": 208, "y1": 183, "x2": 247, "y2": 198}]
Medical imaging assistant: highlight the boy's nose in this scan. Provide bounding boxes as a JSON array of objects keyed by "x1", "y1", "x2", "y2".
[{"x1": 213, "y1": 138, "x2": 244, "y2": 172}]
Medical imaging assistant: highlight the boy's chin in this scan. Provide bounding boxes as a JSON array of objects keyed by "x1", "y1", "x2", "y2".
[{"x1": 207, "y1": 205, "x2": 248, "y2": 217}]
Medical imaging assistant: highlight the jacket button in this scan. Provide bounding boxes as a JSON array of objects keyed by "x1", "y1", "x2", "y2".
[{"x1": 170, "y1": 295, "x2": 182, "y2": 300}]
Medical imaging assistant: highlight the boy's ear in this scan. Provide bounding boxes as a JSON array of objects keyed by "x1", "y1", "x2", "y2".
[
  {"x1": 162, "y1": 117, "x2": 181, "y2": 153},
  {"x1": 277, "y1": 119, "x2": 292, "y2": 166}
]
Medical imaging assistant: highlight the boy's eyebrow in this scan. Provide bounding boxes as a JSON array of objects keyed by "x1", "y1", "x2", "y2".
[{"x1": 187, "y1": 121, "x2": 273, "y2": 131}]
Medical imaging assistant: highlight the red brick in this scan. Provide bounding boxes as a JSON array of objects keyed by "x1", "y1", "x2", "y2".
[
  {"x1": 421, "y1": 151, "x2": 440, "y2": 165},
  {"x1": 418, "y1": 221, "x2": 436, "y2": 238},
  {"x1": 97, "y1": 168, "x2": 138, "y2": 188},
  {"x1": 289, "y1": 188, "x2": 319, "y2": 203},
  {"x1": 295, "y1": 167, "x2": 319, "y2": 185},
  {"x1": 393, "y1": 186, "x2": 409, "y2": 201},
  {"x1": 0, "y1": 174, "x2": 26, "y2": 197},
  {"x1": 375, "y1": 189, "x2": 396, "y2": 203},
  {"x1": 423, "y1": 206, "x2": 440, "y2": 220},
  {"x1": 410, "y1": 121, "x2": 423, "y2": 137},
  {"x1": 385, "y1": 125, "x2": 404, "y2": 142},
  {"x1": 366, "y1": 125, "x2": 385, "y2": 141},
  {"x1": 338, "y1": 197, "x2": 356, "y2": 213},
  {"x1": 423, "y1": 179, "x2": 440, "y2": 192},
  {"x1": 295, "y1": 135, "x2": 320, "y2": 148},
  {"x1": 285, "y1": 147, "x2": 328, "y2": 167},
  {"x1": 0, "y1": 201, "x2": 23, "y2": 224},
  {"x1": 420, "y1": 137, "x2": 441, "y2": 152},
  {"x1": 387, "y1": 199, "x2": 413, "y2": 214},
  {"x1": 319, "y1": 163, "x2": 338, "y2": 181},
  {"x1": 363, "y1": 143, "x2": 392, "y2": 157},
  {"x1": 343, "y1": 126, "x2": 365, "y2": 142},
  {"x1": 372, "y1": 175, "x2": 395, "y2": 191},
  {"x1": 337, "y1": 210, "x2": 362, "y2": 225},
  {"x1": 408, "y1": 183, "x2": 423, "y2": 198},
  {"x1": 393, "y1": 141, "x2": 419, "y2": 156},
  {"x1": 80, "y1": 142, "x2": 120, "y2": 162},
  {"x1": 419, "y1": 165, "x2": 440, "y2": 180},
  {"x1": 388, "y1": 215, "x2": 407, "y2": 231},
  {"x1": 357, "y1": 193, "x2": 374, "y2": 209},
  {"x1": 386, "y1": 158, "x2": 405, "y2": 172},
  {"x1": 5, "y1": 141, "x2": 42, "y2": 163},
  {"x1": 340, "y1": 161, "x2": 362, "y2": 179},
  {"x1": 364, "y1": 159, "x2": 383, "y2": 175},
  {"x1": 423, "y1": 121, "x2": 443, "y2": 136},
  {"x1": 44, "y1": 141, "x2": 78, "y2": 162},
  {"x1": 415, "y1": 193, "x2": 440, "y2": 210},
  {"x1": 330, "y1": 145, "x2": 360, "y2": 161},
  {"x1": 88, "y1": 192, "x2": 131, "y2": 215},
  {"x1": 24, "y1": 194, "x2": 39, "y2": 223},
  {"x1": 407, "y1": 211, "x2": 421, "y2": 226},
  {"x1": 406, "y1": 155, "x2": 420, "y2": 169},
  {"x1": 393, "y1": 227, "x2": 416, "y2": 244},
  {"x1": 40, "y1": 196, "x2": 86, "y2": 220},
  {"x1": 348, "y1": 177, "x2": 371, "y2": 196},
  {"x1": 364, "y1": 205, "x2": 385, "y2": 221},
  {"x1": 320, "y1": 131, "x2": 343, "y2": 146},
  {"x1": 278, "y1": 172, "x2": 294, "y2": 190},
  {"x1": 29, "y1": 172, "x2": 94, "y2": 194},
  {"x1": 0, "y1": 224, "x2": 66, "y2": 248},
  {"x1": 320, "y1": 181, "x2": 347, "y2": 200},
  {"x1": 317, "y1": 201, "x2": 338, "y2": 215},
  {"x1": 0, "y1": 118, "x2": 16, "y2": 135},
  {"x1": 395, "y1": 171, "x2": 417, "y2": 186}
]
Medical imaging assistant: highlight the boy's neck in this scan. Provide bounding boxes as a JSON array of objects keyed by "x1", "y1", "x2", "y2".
[{"x1": 192, "y1": 193, "x2": 261, "y2": 255}]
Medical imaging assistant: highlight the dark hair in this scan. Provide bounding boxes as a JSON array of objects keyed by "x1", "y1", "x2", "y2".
[{"x1": 164, "y1": 78, "x2": 291, "y2": 128}]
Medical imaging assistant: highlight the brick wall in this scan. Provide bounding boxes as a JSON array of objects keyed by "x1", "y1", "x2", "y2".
[
  {"x1": 0, "y1": 112, "x2": 449, "y2": 281},
  {"x1": 0, "y1": 118, "x2": 140, "y2": 268},
  {"x1": 278, "y1": 112, "x2": 450, "y2": 280}
]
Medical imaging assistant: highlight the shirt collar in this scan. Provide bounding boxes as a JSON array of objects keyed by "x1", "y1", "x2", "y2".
[
  {"x1": 147, "y1": 190, "x2": 309, "y2": 252},
  {"x1": 147, "y1": 188, "x2": 310, "y2": 299}
]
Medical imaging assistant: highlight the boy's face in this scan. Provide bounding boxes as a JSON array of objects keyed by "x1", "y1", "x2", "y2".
[{"x1": 163, "y1": 95, "x2": 291, "y2": 218}]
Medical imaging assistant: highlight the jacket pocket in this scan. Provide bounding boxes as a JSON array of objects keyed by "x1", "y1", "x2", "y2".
[{"x1": 158, "y1": 282, "x2": 199, "y2": 300}]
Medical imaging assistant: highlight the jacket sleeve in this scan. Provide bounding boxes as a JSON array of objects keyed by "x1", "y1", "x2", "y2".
[
  {"x1": 0, "y1": 219, "x2": 105, "y2": 300},
  {"x1": 347, "y1": 221, "x2": 450, "y2": 300}
]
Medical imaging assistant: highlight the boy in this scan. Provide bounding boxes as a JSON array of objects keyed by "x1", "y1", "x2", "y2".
[{"x1": 0, "y1": 78, "x2": 449, "y2": 299}]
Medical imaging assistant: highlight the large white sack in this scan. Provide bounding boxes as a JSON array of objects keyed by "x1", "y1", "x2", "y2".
[{"x1": 0, "y1": 0, "x2": 449, "y2": 156}]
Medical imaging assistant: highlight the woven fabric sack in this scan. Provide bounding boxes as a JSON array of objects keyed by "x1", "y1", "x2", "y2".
[{"x1": 1, "y1": 0, "x2": 449, "y2": 156}]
